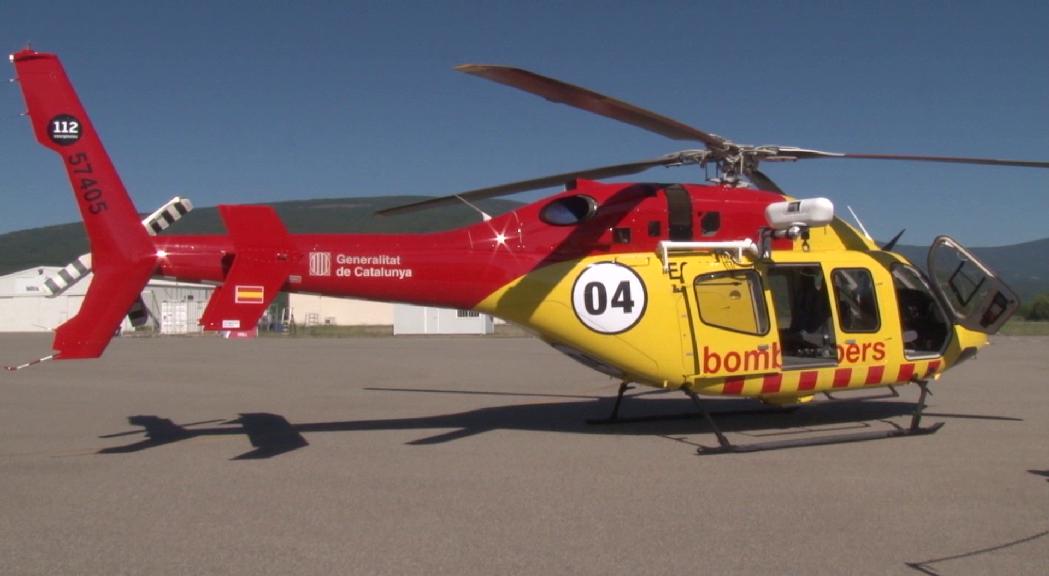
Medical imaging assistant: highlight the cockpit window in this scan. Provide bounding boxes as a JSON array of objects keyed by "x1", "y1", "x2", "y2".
[{"x1": 539, "y1": 195, "x2": 597, "y2": 226}]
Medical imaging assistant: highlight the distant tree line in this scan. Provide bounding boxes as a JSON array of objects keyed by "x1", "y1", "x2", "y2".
[{"x1": 1018, "y1": 292, "x2": 1049, "y2": 321}]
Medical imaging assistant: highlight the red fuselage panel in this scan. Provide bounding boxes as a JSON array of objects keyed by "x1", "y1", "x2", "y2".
[{"x1": 155, "y1": 181, "x2": 784, "y2": 309}]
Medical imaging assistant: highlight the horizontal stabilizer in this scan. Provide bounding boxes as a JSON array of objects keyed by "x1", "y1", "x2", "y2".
[
  {"x1": 42, "y1": 254, "x2": 92, "y2": 297},
  {"x1": 127, "y1": 296, "x2": 153, "y2": 328},
  {"x1": 144, "y1": 196, "x2": 193, "y2": 235},
  {"x1": 43, "y1": 197, "x2": 192, "y2": 297},
  {"x1": 199, "y1": 205, "x2": 295, "y2": 331}
]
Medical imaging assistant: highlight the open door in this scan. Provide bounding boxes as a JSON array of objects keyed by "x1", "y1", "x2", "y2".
[
  {"x1": 767, "y1": 264, "x2": 838, "y2": 369},
  {"x1": 927, "y1": 236, "x2": 1019, "y2": 335}
]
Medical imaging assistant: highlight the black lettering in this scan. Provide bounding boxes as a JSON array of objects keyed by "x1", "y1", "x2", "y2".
[
  {"x1": 65, "y1": 153, "x2": 106, "y2": 214},
  {"x1": 68, "y1": 152, "x2": 93, "y2": 174},
  {"x1": 611, "y1": 281, "x2": 634, "y2": 313},
  {"x1": 584, "y1": 282, "x2": 606, "y2": 315},
  {"x1": 668, "y1": 261, "x2": 688, "y2": 282}
]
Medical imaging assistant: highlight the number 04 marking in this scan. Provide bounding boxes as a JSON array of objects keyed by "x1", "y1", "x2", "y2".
[{"x1": 571, "y1": 262, "x2": 647, "y2": 334}]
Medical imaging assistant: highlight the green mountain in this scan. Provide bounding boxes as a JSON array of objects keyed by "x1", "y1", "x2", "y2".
[
  {"x1": 0, "y1": 196, "x2": 521, "y2": 275},
  {"x1": 894, "y1": 238, "x2": 1049, "y2": 301}
]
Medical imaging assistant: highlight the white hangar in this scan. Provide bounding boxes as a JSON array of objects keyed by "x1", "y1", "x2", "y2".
[
  {"x1": 1, "y1": 267, "x2": 495, "y2": 335},
  {"x1": 0, "y1": 266, "x2": 215, "y2": 334},
  {"x1": 287, "y1": 293, "x2": 496, "y2": 335}
]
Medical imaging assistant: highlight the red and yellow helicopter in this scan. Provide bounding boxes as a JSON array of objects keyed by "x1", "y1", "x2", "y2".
[{"x1": 9, "y1": 50, "x2": 1048, "y2": 452}]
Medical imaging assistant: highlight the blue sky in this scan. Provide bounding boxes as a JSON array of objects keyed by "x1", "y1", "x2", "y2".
[{"x1": 1, "y1": 1, "x2": 1046, "y2": 246}]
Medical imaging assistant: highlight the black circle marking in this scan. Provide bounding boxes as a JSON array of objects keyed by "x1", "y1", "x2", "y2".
[
  {"x1": 47, "y1": 114, "x2": 82, "y2": 146},
  {"x1": 570, "y1": 261, "x2": 649, "y2": 335}
]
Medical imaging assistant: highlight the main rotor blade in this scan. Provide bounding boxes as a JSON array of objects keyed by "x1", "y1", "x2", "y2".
[
  {"x1": 457, "y1": 64, "x2": 730, "y2": 150},
  {"x1": 377, "y1": 156, "x2": 678, "y2": 216},
  {"x1": 820, "y1": 151, "x2": 1049, "y2": 169}
]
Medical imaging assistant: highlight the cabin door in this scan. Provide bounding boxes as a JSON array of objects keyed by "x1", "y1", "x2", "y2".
[
  {"x1": 688, "y1": 268, "x2": 778, "y2": 377},
  {"x1": 927, "y1": 236, "x2": 1019, "y2": 334},
  {"x1": 765, "y1": 264, "x2": 839, "y2": 369}
]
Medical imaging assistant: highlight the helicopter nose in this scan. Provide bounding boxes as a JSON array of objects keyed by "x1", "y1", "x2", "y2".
[
  {"x1": 946, "y1": 325, "x2": 989, "y2": 370},
  {"x1": 955, "y1": 325, "x2": 989, "y2": 351}
]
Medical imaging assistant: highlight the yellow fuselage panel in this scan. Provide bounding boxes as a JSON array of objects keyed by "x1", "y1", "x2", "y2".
[
  {"x1": 476, "y1": 255, "x2": 688, "y2": 386},
  {"x1": 477, "y1": 235, "x2": 989, "y2": 401}
]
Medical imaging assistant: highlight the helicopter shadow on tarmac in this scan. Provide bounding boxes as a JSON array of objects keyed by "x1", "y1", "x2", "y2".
[{"x1": 95, "y1": 386, "x2": 1024, "y2": 460}]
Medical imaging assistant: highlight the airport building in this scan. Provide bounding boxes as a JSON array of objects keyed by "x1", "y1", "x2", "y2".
[
  {"x1": 0, "y1": 266, "x2": 215, "y2": 334},
  {"x1": 288, "y1": 293, "x2": 496, "y2": 335},
  {"x1": 0, "y1": 267, "x2": 496, "y2": 335}
]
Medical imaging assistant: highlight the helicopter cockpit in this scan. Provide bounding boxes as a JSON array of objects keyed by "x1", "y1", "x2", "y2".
[{"x1": 891, "y1": 264, "x2": 950, "y2": 358}]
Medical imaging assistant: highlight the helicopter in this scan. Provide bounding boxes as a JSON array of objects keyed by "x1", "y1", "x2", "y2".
[{"x1": 8, "y1": 49, "x2": 1048, "y2": 453}]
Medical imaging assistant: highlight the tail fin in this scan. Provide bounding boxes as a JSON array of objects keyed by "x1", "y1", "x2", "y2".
[
  {"x1": 199, "y1": 205, "x2": 294, "y2": 332},
  {"x1": 11, "y1": 50, "x2": 157, "y2": 358}
]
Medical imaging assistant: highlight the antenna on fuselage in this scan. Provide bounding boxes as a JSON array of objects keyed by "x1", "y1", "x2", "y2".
[
  {"x1": 453, "y1": 194, "x2": 492, "y2": 222},
  {"x1": 846, "y1": 205, "x2": 873, "y2": 241}
]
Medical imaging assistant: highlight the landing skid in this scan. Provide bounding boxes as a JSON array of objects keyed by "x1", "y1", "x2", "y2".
[
  {"x1": 589, "y1": 379, "x2": 943, "y2": 453},
  {"x1": 690, "y1": 380, "x2": 942, "y2": 454},
  {"x1": 586, "y1": 381, "x2": 635, "y2": 424},
  {"x1": 695, "y1": 418, "x2": 944, "y2": 454},
  {"x1": 586, "y1": 380, "x2": 795, "y2": 425},
  {"x1": 822, "y1": 385, "x2": 900, "y2": 403}
]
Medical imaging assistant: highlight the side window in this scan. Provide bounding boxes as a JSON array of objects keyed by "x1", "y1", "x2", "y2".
[
  {"x1": 539, "y1": 195, "x2": 596, "y2": 226},
  {"x1": 699, "y1": 211, "x2": 721, "y2": 237},
  {"x1": 832, "y1": 268, "x2": 880, "y2": 332},
  {"x1": 694, "y1": 270, "x2": 769, "y2": 335}
]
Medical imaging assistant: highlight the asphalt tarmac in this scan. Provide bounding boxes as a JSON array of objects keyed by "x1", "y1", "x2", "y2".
[{"x1": 0, "y1": 333, "x2": 1046, "y2": 575}]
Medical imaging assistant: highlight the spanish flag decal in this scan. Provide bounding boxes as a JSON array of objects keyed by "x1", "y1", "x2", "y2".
[{"x1": 234, "y1": 285, "x2": 265, "y2": 304}]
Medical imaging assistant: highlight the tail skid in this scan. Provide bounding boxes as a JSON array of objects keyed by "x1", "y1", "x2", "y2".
[
  {"x1": 4, "y1": 355, "x2": 56, "y2": 372},
  {"x1": 11, "y1": 50, "x2": 157, "y2": 359}
]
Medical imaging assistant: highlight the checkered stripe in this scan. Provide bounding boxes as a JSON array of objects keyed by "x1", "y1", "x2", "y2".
[
  {"x1": 41, "y1": 197, "x2": 193, "y2": 296},
  {"x1": 713, "y1": 359, "x2": 944, "y2": 396},
  {"x1": 144, "y1": 197, "x2": 192, "y2": 235},
  {"x1": 42, "y1": 254, "x2": 92, "y2": 296}
]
